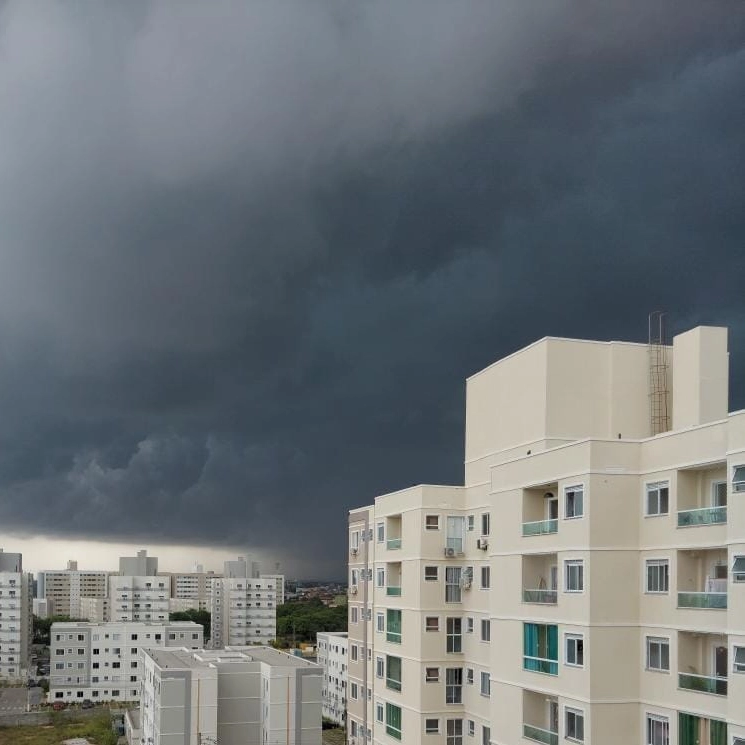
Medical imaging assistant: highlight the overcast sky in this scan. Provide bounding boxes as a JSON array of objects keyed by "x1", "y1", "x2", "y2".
[{"x1": 1, "y1": 2, "x2": 744, "y2": 578}]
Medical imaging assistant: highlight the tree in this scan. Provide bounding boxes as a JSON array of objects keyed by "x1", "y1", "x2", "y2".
[
  {"x1": 169, "y1": 609, "x2": 211, "y2": 641},
  {"x1": 275, "y1": 599, "x2": 347, "y2": 644}
]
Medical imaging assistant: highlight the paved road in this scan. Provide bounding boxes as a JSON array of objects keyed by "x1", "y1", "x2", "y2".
[{"x1": 0, "y1": 687, "x2": 43, "y2": 711}]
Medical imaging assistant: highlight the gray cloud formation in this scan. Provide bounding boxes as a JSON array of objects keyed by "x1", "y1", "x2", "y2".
[{"x1": 0, "y1": 2, "x2": 743, "y2": 575}]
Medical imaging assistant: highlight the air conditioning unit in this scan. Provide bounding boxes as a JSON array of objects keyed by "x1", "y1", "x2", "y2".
[
  {"x1": 477, "y1": 538, "x2": 488, "y2": 550},
  {"x1": 444, "y1": 547, "x2": 456, "y2": 558},
  {"x1": 349, "y1": 586, "x2": 358, "y2": 595}
]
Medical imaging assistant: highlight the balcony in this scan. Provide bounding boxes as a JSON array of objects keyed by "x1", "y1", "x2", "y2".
[
  {"x1": 522, "y1": 520, "x2": 558, "y2": 537},
  {"x1": 677, "y1": 548, "x2": 728, "y2": 609},
  {"x1": 678, "y1": 631, "x2": 728, "y2": 696},
  {"x1": 676, "y1": 464, "x2": 727, "y2": 528},
  {"x1": 386, "y1": 586, "x2": 401, "y2": 597},
  {"x1": 523, "y1": 691, "x2": 558, "y2": 745},
  {"x1": 386, "y1": 515, "x2": 402, "y2": 551},
  {"x1": 677, "y1": 506, "x2": 727, "y2": 528},
  {"x1": 523, "y1": 623, "x2": 558, "y2": 675},
  {"x1": 679, "y1": 672, "x2": 727, "y2": 696},
  {"x1": 522, "y1": 554, "x2": 558, "y2": 605},
  {"x1": 386, "y1": 562, "x2": 402, "y2": 598},
  {"x1": 386, "y1": 539, "x2": 401, "y2": 550},
  {"x1": 522, "y1": 483, "x2": 559, "y2": 537},
  {"x1": 523, "y1": 724, "x2": 558, "y2": 745}
]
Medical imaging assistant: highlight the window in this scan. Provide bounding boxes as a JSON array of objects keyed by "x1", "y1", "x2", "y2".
[
  {"x1": 566, "y1": 634, "x2": 584, "y2": 667},
  {"x1": 350, "y1": 682, "x2": 358, "y2": 700},
  {"x1": 733, "y1": 645, "x2": 745, "y2": 673},
  {"x1": 646, "y1": 560, "x2": 669, "y2": 593},
  {"x1": 479, "y1": 671, "x2": 490, "y2": 697},
  {"x1": 425, "y1": 667, "x2": 440, "y2": 682},
  {"x1": 646, "y1": 714, "x2": 669, "y2": 745},
  {"x1": 480, "y1": 566, "x2": 490, "y2": 589},
  {"x1": 377, "y1": 522, "x2": 385, "y2": 543},
  {"x1": 481, "y1": 513, "x2": 490, "y2": 536},
  {"x1": 376, "y1": 612, "x2": 384, "y2": 633},
  {"x1": 425, "y1": 566, "x2": 439, "y2": 581},
  {"x1": 466, "y1": 617, "x2": 474, "y2": 634},
  {"x1": 387, "y1": 609, "x2": 402, "y2": 643},
  {"x1": 733, "y1": 465, "x2": 745, "y2": 492},
  {"x1": 351, "y1": 569, "x2": 359, "y2": 586},
  {"x1": 446, "y1": 516, "x2": 465, "y2": 552},
  {"x1": 350, "y1": 645, "x2": 358, "y2": 662},
  {"x1": 467, "y1": 515, "x2": 475, "y2": 531},
  {"x1": 565, "y1": 560, "x2": 584, "y2": 592},
  {"x1": 467, "y1": 721, "x2": 475, "y2": 737},
  {"x1": 351, "y1": 606, "x2": 358, "y2": 624},
  {"x1": 386, "y1": 703, "x2": 402, "y2": 740},
  {"x1": 426, "y1": 719, "x2": 440, "y2": 734},
  {"x1": 446, "y1": 618, "x2": 462, "y2": 653},
  {"x1": 480, "y1": 619, "x2": 490, "y2": 642},
  {"x1": 376, "y1": 567, "x2": 385, "y2": 587},
  {"x1": 523, "y1": 622, "x2": 559, "y2": 675},
  {"x1": 732, "y1": 556, "x2": 745, "y2": 583},
  {"x1": 646, "y1": 637, "x2": 669, "y2": 672},
  {"x1": 376, "y1": 703, "x2": 384, "y2": 723},
  {"x1": 447, "y1": 719, "x2": 463, "y2": 745},
  {"x1": 445, "y1": 567, "x2": 462, "y2": 603},
  {"x1": 481, "y1": 728, "x2": 491, "y2": 745},
  {"x1": 565, "y1": 708, "x2": 584, "y2": 742},
  {"x1": 426, "y1": 515, "x2": 440, "y2": 530},
  {"x1": 445, "y1": 668, "x2": 463, "y2": 704},
  {"x1": 351, "y1": 530, "x2": 360, "y2": 551},
  {"x1": 386, "y1": 655, "x2": 402, "y2": 691},
  {"x1": 565, "y1": 485, "x2": 584, "y2": 518},
  {"x1": 646, "y1": 481, "x2": 669, "y2": 516},
  {"x1": 466, "y1": 668, "x2": 474, "y2": 685},
  {"x1": 376, "y1": 656, "x2": 384, "y2": 678},
  {"x1": 425, "y1": 616, "x2": 439, "y2": 632}
]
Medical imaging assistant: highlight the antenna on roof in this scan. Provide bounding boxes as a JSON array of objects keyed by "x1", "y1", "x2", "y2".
[{"x1": 648, "y1": 311, "x2": 670, "y2": 435}]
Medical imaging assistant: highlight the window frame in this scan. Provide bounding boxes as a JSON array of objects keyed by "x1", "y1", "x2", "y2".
[
  {"x1": 565, "y1": 633, "x2": 584, "y2": 668},
  {"x1": 376, "y1": 612, "x2": 384, "y2": 633},
  {"x1": 564, "y1": 484, "x2": 584, "y2": 519},
  {"x1": 645, "y1": 559, "x2": 670, "y2": 594},
  {"x1": 733, "y1": 645, "x2": 745, "y2": 674},
  {"x1": 645, "y1": 636, "x2": 670, "y2": 673},
  {"x1": 481, "y1": 512, "x2": 490, "y2": 536},
  {"x1": 445, "y1": 566, "x2": 463, "y2": 603},
  {"x1": 445, "y1": 667, "x2": 463, "y2": 704},
  {"x1": 564, "y1": 559, "x2": 585, "y2": 593},
  {"x1": 565, "y1": 707, "x2": 585, "y2": 743},
  {"x1": 446, "y1": 617, "x2": 462, "y2": 653},
  {"x1": 425, "y1": 515, "x2": 441, "y2": 530},
  {"x1": 424, "y1": 566, "x2": 439, "y2": 582},
  {"x1": 645, "y1": 481, "x2": 670, "y2": 517},
  {"x1": 480, "y1": 619, "x2": 490, "y2": 643},
  {"x1": 479, "y1": 670, "x2": 490, "y2": 697},
  {"x1": 732, "y1": 555, "x2": 745, "y2": 583},
  {"x1": 480, "y1": 566, "x2": 491, "y2": 589},
  {"x1": 375, "y1": 656, "x2": 384, "y2": 678},
  {"x1": 376, "y1": 522, "x2": 385, "y2": 543},
  {"x1": 376, "y1": 567, "x2": 385, "y2": 588},
  {"x1": 425, "y1": 616, "x2": 440, "y2": 632},
  {"x1": 645, "y1": 714, "x2": 669, "y2": 745},
  {"x1": 733, "y1": 465, "x2": 745, "y2": 493},
  {"x1": 425, "y1": 667, "x2": 440, "y2": 683},
  {"x1": 425, "y1": 718, "x2": 440, "y2": 734}
]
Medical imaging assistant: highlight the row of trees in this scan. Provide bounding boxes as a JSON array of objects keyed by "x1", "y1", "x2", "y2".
[
  {"x1": 276, "y1": 598, "x2": 347, "y2": 644},
  {"x1": 169, "y1": 609, "x2": 211, "y2": 640}
]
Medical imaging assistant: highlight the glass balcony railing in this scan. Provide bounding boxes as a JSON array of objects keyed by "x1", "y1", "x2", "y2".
[
  {"x1": 386, "y1": 678, "x2": 402, "y2": 692},
  {"x1": 523, "y1": 656, "x2": 558, "y2": 676},
  {"x1": 523, "y1": 589, "x2": 557, "y2": 604},
  {"x1": 522, "y1": 519, "x2": 558, "y2": 537},
  {"x1": 677, "y1": 506, "x2": 727, "y2": 527},
  {"x1": 386, "y1": 586, "x2": 401, "y2": 597},
  {"x1": 386, "y1": 631, "x2": 401, "y2": 644},
  {"x1": 678, "y1": 592, "x2": 727, "y2": 609},
  {"x1": 678, "y1": 672, "x2": 728, "y2": 696},
  {"x1": 386, "y1": 538, "x2": 402, "y2": 550},
  {"x1": 523, "y1": 723, "x2": 559, "y2": 745}
]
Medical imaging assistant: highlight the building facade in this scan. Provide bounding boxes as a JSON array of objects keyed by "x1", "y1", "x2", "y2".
[
  {"x1": 261, "y1": 573, "x2": 287, "y2": 605},
  {"x1": 317, "y1": 631, "x2": 348, "y2": 726},
  {"x1": 209, "y1": 577, "x2": 277, "y2": 648},
  {"x1": 169, "y1": 571, "x2": 221, "y2": 611},
  {"x1": 36, "y1": 562, "x2": 109, "y2": 618},
  {"x1": 348, "y1": 326, "x2": 745, "y2": 745},
  {"x1": 49, "y1": 620, "x2": 204, "y2": 703},
  {"x1": 109, "y1": 575, "x2": 170, "y2": 623},
  {"x1": 0, "y1": 550, "x2": 32, "y2": 680}
]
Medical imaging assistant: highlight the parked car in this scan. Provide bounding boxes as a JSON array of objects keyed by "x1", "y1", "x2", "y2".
[
  {"x1": 81, "y1": 699, "x2": 94, "y2": 709},
  {"x1": 52, "y1": 701, "x2": 67, "y2": 711}
]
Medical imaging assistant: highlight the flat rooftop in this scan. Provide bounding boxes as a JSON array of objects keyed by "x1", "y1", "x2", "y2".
[
  {"x1": 146, "y1": 646, "x2": 319, "y2": 671},
  {"x1": 51, "y1": 620, "x2": 202, "y2": 629}
]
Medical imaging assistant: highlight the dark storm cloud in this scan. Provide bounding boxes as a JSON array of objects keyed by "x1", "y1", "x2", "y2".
[{"x1": 0, "y1": 1, "x2": 744, "y2": 574}]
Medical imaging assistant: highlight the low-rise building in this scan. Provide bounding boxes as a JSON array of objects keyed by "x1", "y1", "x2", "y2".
[
  {"x1": 317, "y1": 631, "x2": 348, "y2": 726},
  {"x1": 137, "y1": 646, "x2": 322, "y2": 745},
  {"x1": 49, "y1": 620, "x2": 204, "y2": 703}
]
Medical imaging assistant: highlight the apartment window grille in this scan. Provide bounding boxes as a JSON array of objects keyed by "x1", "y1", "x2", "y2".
[
  {"x1": 481, "y1": 513, "x2": 490, "y2": 536},
  {"x1": 732, "y1": 556, "x2": 745, "y2": 583},
  {"x1": 377, "y1": 522, "x2": 385, "y2": 543},
  {"x1": 565, "y1": 560, "x2": 584, "y2": 592},
  {"x1": 480, "y1": 619, "x2": 490, "y2": 642},
  {"x1": 425, "y1": 515, "x2": 440, "y2": 530},
  {"x1": 386, "y1": 703, "x2": 402, "y2": 740},
  {"x1": 445, "y1": 668, "x2": 463, "y2": 704},
  {"x1": 480, "y1": 566, "x2": 490, "y2": 589},
  {"x1": 446, "y1": 617, "x2": 462, "y2": 653},
  {"x1": 424, "y1": 566, "x2": 439, "y2": 581},
  {"x1": 425, "y1": 667, "x2": 440, "y2": 682},
  {"x1": 646, "y1": 560, "x2": 669, "y2": 593},
  {"x1": 646, "y1": 637, "x2": 669, "y2": 671},
  {"x1": 565, "y1": 485, "x2": 584, "y2": 518},
  {"x1": 447, "y1": 718, "x2": 464, "y2": 745},
  {"x1": 733, "y1": 646, "x2": 745, "y2": 673},
  {"x1": 482, "y1": 726, "x2": 491, "y2": 745},
  {"x1": 376, "y1": 568, "x2": 385, "y2": 587},
  {"x1": 479, "y1": 671, "x2": 490, "y2": 697},
  {"x1": 646, "y1": 481, "x2": 669, "y2": 516},
  {"x1": 565, "y1": 708, "x2": 585, "y2": 743},
  {"x1": 426, "y1": 718, "x2": 440, "y2": 734},
  {"x1": 425, "y1": 616, "x2": 439, "y2": 632},
  {"x1": 733, "y1": 466, "x2": 745, "y2": 492},
  {"x1": 646, "y1": 714, "x2": 669, "y2": 745},
  {"x1": 565, "y1": 634, "x2": 584, "y2": 667},
  {"x1": 445, "y1": 567, "x2": 462, "y2": 603}
]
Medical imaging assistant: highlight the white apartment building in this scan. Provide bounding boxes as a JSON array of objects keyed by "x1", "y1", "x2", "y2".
[
  {"x1": 0, "y1": 550, "x2": 32, "y2": 681},
  {"x1": 317, "y1": 631, "x2": 348, "y2": 726},
  {"x1": 109, "y1": 575, "x2": 170, "y2": 623},
  {"x1": 135, "y1": 646, "x2": 322, "y2": 745},
  {"x1": 209, "y1": 576, "x2": 277, "y2": 648},
  {"x1": 36, "y1": 561, "x2": 109, "y2": 618},
  {"x1": 79, "y1": 597, "x2": 110, "y2": 623},
  {"x1": 169, "y1": 571, "x2": 222, "y2": 611},
  {"x1": 262, "y1": 573, "x2": 287, "y2": 605},
  {"x1": 49, "y1": 620, "x2": 204, "y2": 703},
  {"x1": 349, "y1": 325, "x2": 745, "y2": 745}
]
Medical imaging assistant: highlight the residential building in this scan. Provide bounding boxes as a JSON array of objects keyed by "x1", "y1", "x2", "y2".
[
  {"x1": 33, "y1": 598, "x2": 50, "y2": 619},
  {"x1": 209, "y1": 576, "x2": 277, "y2": 648},
  {"x1": 79, "y1": 597, "x2": 110, "y2": 623},
  {"x1": 169, "y1": 570, "x2": 221, "y2": 611},
  {"x1": 109, "y1": 574, "x2": 170, "y2": 623},
  {"x1": 135, "y1": 645, "x2": 322, "y2": 745},
  {"x1": 0, "y1": 550, "x2": 32, "y2": 680},
  {"x1": 36, "y1": 561, "x2": 109, "y2": 617},
  {"x1": 261, "y1": 573, "x2": 287, "y2": 604},
  {"x1": 119, "y1": 549, "x2": 159, "y2": 576},
  {"x1": 49, "y1": 620, "x2": 204, "y2": 703},
  {"x1": 317, "y1": 631, "x2": 348, "y2": 726},
  {"x1": 348, "y1": 325, "x2": 745, "y2": 745}
]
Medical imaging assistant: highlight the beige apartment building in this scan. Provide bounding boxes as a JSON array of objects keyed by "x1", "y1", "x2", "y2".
[
  {"x1": 348, "y1": 325, "x2": 745, "y2": 745},
  {"x1": 37, "y1": 561, "x2": 109, "y2": 618}
]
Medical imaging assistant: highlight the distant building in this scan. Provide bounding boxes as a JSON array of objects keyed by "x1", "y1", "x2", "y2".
[
  {"x1": 135, "y1": 646, "x2": 322, "y2": 745},
  {"x1": 109, "y1": 575, "x2": 170, "y2": 623},
  {"x1": 49, "y1": 620, "x2": 204, "y2": 703},
  {"x1": 317, "y1": 631, "x2": 348, "y2": 726},
  {"x1": 169, "y1": 570, "x2": 221, "y2": 611},
  {"x1": 79, "y1": 597, "x2": 109, "y2": 623},
  {"x1": 209, "y1": 576, "x2": 277, "y2": 648},
  {"x1": 0, "y1": 550, "x2": 32, "y2": 680},
  {"x1": 36, "y1": 561, "x2": 108, "y2": 617},
  {"x1": 260, "y1": 573, "x2": 286, "y2": 604},
  {"x1": 32, "y1": 598, "x2": 50, "y2": 619},
  {"x1": 118, "y1": 549, "x2": 158, "y2": 577}
]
